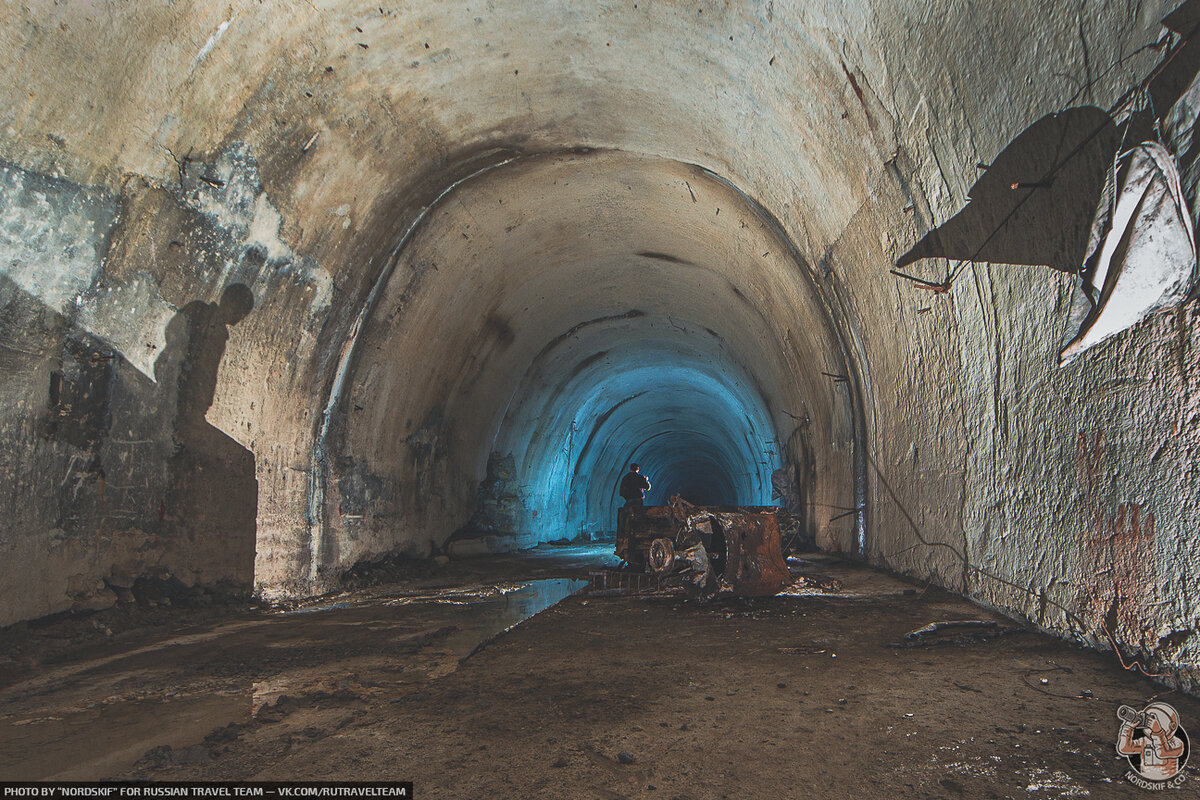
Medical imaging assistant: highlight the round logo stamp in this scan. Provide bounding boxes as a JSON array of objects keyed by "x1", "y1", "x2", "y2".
[{"x1": 1117, "y1": 702, "x2": 1189, "y2": 789}]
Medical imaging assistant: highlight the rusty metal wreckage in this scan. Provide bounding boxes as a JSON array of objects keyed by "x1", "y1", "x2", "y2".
[{"x1": 595, "y1": 494, "x2": 791, "y2": 599}]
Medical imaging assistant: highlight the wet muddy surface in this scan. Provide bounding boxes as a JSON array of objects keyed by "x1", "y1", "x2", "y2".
[
  {"x1": 0, "y1": 546, "x2": 604, "y2": 780},
  {"x1": 1, "y1": 548, "x2": 1196, "y2": 798}
]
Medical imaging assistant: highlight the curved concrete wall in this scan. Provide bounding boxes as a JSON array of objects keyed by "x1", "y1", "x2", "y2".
[
  {"x1": 0, "y1": 0, "x2": 1197, "y2": 691},
  {"x1": 331, "y1": 152, "x2": 854, "y2": 563}
]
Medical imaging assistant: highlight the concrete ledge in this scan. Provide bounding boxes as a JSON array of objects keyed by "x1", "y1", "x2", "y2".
[{"x1": 446, "y1": 532, "x2": 539, "y2": 559}]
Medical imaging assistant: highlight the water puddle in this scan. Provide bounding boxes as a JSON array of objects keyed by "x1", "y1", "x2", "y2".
[
  {"x1": 0, "y1": 577, "x2": 587, "y2": 779},
  {"x1": 402, "y1": 578, "x2": 587, "y2": 680}
]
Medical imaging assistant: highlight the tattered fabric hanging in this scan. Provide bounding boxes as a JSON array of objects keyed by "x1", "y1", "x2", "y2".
[
  {"x1": 1163, "y1": 67, "x2": 1200, "y2": 231},
  {"x1": 1059, "y1": 141, "x2": 1197, "y2": 364}
]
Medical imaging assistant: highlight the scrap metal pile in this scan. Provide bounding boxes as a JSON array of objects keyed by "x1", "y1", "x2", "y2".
[{"x1": 609, "y1": 495, "x2": 791, "y2": 598}]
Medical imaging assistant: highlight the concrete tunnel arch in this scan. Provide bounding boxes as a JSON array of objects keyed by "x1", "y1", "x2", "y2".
[
  {"x1": 511, "y1": 346, "x2": 782, "y2": 538},
  {"x1": 312, "y1": 149, "x2": 869, "y2": 576}
]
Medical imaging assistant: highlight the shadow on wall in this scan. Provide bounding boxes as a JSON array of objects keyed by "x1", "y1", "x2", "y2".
[
  {"x1": 895, "y1": 107, "x2": 1118, "y2": 275},
  {"x1": 157, "y1": 284, "x2": 258, "y2": 590},
  {"x1": 9, "y1": 276, "x2": 260, "y2": 618},
  {"x1": 897, "y1": 2, "x2": 1200, "y2": 362}
]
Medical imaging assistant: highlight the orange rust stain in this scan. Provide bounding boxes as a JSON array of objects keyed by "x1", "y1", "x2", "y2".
[
  {"x1": 1080, "y1": 501, "x2": 1158, "y2": 644},
  {"x1": 1074, "y1": 429, "x2": 1158, "y2": 645}
]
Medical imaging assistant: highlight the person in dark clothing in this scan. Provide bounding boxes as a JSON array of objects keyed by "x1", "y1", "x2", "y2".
[{"x1": 618, "y1": 463, "x2": 651, "y2": 507}]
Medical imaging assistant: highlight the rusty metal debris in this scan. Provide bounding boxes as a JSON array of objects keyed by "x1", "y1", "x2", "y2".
[
  {"x1": 587, "y1": 570, "x2": 662, "y2": 597},
  {"x1": 777, "y1": 646, "x2": 828, "y2": 655},
  {"x1": 614, "y1": 495, "x2": 791, "y2": 597},
  {"x1": 776, "y1": 574, "x2": 844, "y2": 596},
  {"x1": 891, "y1": 619, "x2": 1016, "y2": 648}
]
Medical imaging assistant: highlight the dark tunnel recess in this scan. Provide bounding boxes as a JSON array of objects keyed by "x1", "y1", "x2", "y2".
[{"x1": 320, "y1": 150, "x2": 862, "y2": 572}]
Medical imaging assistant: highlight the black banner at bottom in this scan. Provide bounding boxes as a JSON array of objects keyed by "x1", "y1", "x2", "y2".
[{"x1": 0, "y1": 784, "x2": 413, "y2": 799}]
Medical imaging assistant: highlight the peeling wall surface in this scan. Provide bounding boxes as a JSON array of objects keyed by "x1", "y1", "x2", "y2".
[{"x1": 1, "y1": 0, "x2": 1199, "y2": 690}]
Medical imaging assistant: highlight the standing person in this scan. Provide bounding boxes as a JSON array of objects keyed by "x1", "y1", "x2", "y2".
[{"x1": 619, "y1": 463, "x2": 651, "y2": 507}]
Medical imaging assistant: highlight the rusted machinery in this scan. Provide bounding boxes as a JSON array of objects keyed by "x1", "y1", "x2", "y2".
[{"x1": 615, "y1": 496, "x2": 791, "y2": 597}]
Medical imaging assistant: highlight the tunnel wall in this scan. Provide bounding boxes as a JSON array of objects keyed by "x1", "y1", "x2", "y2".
[
  {"x1": 0, "y1": 0, "x2": 1197, "y2": 693},
  {"x1": 0, "y1": 152, "x2": 330, "y2": 622},
  {"x1": 828, "y1": 1, "x2": 1200, "y2": 688}
]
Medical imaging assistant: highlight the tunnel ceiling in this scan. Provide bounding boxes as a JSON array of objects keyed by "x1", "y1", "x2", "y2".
[{"x1": 0, "y1": 0, "x2": 890, "y2": 259}]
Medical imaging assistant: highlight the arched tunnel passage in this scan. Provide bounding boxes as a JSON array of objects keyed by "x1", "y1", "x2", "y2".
[
  {"x1": 5, "y1": 0, "x2": 1200, "y2": 787},
  {"x1": 621, "y1": 431, "x2": 749, "y2": 508},
  {"x1": 318, "y1": 149, "x2": 864, "y2": 577},
  {"x1": 497, "y1": 337, "x2": 783, "y2": 545}
]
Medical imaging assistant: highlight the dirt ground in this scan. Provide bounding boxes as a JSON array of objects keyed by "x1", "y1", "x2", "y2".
[{"x1": 0, "y1": 548, "x2": 1195, "y2": 798}]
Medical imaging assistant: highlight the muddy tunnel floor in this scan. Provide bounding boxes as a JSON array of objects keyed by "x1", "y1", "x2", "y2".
[{"x1": 0, "y1": 550, "x2": 1194, "y2": 798}]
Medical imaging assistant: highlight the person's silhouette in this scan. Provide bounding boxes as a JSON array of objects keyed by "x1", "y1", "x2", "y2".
[
  {"x1": 157, "y1": 284, "x2": 258, "y2": 591},
  {"x1": 618, "y1": 463, "x2": 651, "y2": 508},
  {"x1": 174, "y1": 284, "x2": 254, "y2": 436}
]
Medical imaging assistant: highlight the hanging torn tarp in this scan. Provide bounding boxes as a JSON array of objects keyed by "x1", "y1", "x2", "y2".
[
  {"x1": 1060, "y1": 141, "x2": 1197, "y2": 364},
  {"x1": 1163, "y1": 67, "x2": 1200, "y2": 231}
]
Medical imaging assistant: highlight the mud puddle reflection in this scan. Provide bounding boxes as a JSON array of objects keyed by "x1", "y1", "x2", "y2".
[{"x1": 0, "y1": 578, "x2": 586, "y2": 779}]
